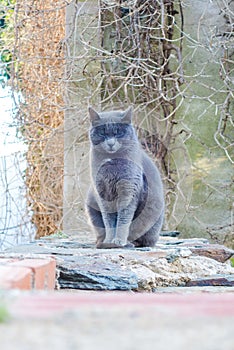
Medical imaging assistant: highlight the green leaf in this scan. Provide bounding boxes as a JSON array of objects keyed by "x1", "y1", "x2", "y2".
[{"x1": 0, "y1": 303, "x2": 10, "y2": 323}]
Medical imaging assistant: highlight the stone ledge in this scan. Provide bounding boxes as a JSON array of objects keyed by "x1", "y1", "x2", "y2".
[
  {"x1": 2, "y1": 236, "x2": 233, "y2": 292},
  {"x1": 56, "y1": 247, "x2": 234, "y2": 291}
]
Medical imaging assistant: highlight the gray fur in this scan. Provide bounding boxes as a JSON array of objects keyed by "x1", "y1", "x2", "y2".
[{"x1": 86, "y1": 106, "x2": 164, "y2": 248}]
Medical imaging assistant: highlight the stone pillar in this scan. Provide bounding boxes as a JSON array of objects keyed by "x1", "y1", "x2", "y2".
[
  {"x1": 63, "y1": 1, "x2": 99, "y2": 237},
  {"x1": 176, "y1": 0, "x2": 233, "y2": 238}
]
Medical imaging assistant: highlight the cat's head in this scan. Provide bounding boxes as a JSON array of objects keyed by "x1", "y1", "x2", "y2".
[{"x1": 88, "y1": 107, "x2": 138, "y2": 154}]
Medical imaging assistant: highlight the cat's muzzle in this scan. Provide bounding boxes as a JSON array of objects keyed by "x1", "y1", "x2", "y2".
[{"x1": 104, "y1": 138, "x2": 120, "y2": 153}]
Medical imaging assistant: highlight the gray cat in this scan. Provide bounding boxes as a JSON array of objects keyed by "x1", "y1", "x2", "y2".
[{"x1": 86, "y1": 106, "x2": 164, "y2": 249}]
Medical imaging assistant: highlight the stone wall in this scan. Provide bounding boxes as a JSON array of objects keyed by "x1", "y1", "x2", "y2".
[{"x1": 63, "y1": 0, "x2": 233, "y2": 246}]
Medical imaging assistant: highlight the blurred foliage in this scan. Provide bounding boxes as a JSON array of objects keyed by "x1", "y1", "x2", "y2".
[
  {"x1": 0, "y1": 302, "x2": 10, "y2": 323},
  {"x1": 0, "y1": 0, "x2": 15, "y2": 80},
  {"x1": 12, "y1": 0, "x2": 65, "y2": 238}
]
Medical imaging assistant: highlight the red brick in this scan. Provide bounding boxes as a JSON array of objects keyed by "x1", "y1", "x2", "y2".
[
  {"x1": 10, "y1": 292, "x2": 234, "y2": 319},
  {"x1": 10, "y1": 258, "x2": 56, "y2": 290},
  {"x1": 0, "y1": 265, "x2": 32, "y2": 290}
]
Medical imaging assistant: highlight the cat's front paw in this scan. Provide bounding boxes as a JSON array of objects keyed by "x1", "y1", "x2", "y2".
[
  {"x1": 96, "y1": 242, "x2": 122, "y2": 249},
  {"x1": 111, "y1": 240, "x2": 135, "y2": 249},
  {"x1": 112, "y1": 238, "x2": 126, "y2": 246},
  {"x1": 123, "y1": 242, "x2": 135, "y2": 249},
  {"x1": 111, "y1": 238, "x2": 135, "y2": 248}
]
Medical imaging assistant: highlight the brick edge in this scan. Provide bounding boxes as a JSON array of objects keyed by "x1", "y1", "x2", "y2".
[{"x1": 0, "y1": 257, "x2": 56, "y2": 291}]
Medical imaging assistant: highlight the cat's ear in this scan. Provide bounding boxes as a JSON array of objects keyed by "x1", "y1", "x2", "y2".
[
  {"x1": 88, "y1": 107, "x2": 100, "y2": 124},
  {"x1": 122, "y1": 106, "x2": 133, "y2": 123}
]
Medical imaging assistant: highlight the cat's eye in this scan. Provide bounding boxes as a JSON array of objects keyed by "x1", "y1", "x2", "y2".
[
  {"x1": 115, "y1": 125, "x2": 126, "y2": 137},
  {"x1": 99, "y1": 129, "x2": 106, "y2": 137},
  {"x1": 94, "y1": 126, "x2": 106, "y2": 137},
  {"x1": 116, "y1": 130, "x2": 124, "y2": 137}
]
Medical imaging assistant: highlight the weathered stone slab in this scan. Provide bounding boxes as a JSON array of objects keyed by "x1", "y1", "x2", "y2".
[
  {"x1": 190, "y1": 245, "x2": 234, "y2": 263},
  {"x1": 58, "y1": 256, "x2": 138, "y2": 290},
  {"x1": 157, "y1": 238, "x2": 209, "y2": 247},
  {"x1": 160, "y1": 231, "x2": 181, "y2": 237},
  {"x1": 186, "y1": 274, "x2": 234, "y2": 287},
  {"x1": 1, "y1": 241, "x2": 95, "y2": 256}
]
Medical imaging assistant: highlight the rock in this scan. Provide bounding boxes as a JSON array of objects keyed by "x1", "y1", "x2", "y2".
[
  {"x1": 160, "y1": 231, "x2": 181, "y2": 237},
  {"x1": 190, "y1": 244, "x2": 234, "y2": 263},
  {"x1": 129, "y1": 265, "x2": 156, "y2": 291},
  {"x1": 186, "y1": 274, "x2": 234, "y2": 287},
  {"x1": 157, "y1": 238, "x2": 209, "y2": 247},
  {"x1": 57, "y1": 256, "x2": 138, "y2": 290},
  {"x1": 157, "y1": 238, "x2": 234, "y2": 262},
  {"x1": 165, "y1": 248, "x2": 193, "y2": 262}
]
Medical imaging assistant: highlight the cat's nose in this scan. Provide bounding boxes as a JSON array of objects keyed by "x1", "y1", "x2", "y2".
[{"x1": 106, "y1": 138, "x2": 116, "y2": 148}]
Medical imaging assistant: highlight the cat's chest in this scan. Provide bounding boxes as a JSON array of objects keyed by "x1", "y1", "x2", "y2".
[
  {"x1": 94, "y1": 158, "x2": 142, "y2": 201},
  {"x1": 96, "y1": 158, "x2": 139, "y2": 180}
]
